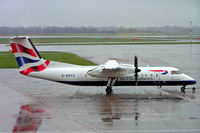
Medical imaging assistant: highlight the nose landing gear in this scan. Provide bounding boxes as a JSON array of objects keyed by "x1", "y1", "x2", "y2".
[{"x1": 192, "y1": 87, "x2": 196, "y2": 92}]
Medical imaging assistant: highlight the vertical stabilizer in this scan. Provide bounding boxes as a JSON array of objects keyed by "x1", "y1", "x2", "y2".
[{"x1": 10, "y1": 36, "x2": 50, "y2": 75}]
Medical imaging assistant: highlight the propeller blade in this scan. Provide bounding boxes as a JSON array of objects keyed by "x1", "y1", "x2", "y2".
[
  {"x1": 134, "y1": 55, "x2": 141, "y2": 85},
  {"x1": 134, "y1": 56, "x2": 138, "y2": 68},
  {"x1": 135, "y1": 72, "x2": 138, "y2": 85}
]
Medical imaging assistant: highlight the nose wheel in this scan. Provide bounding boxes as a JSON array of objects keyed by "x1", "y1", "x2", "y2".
[{"x1": 192, "y1": 87, "x2": 196, "y2": 92}]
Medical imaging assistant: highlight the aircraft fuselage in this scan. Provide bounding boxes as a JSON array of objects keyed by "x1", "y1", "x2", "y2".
[{"x1": 29, "y1": 65, "x2": 196, "y2": 87}]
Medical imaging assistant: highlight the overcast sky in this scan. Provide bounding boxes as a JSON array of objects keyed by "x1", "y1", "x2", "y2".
[{"x1": 0, "y1": 0, "x2": 199, "y2": 27}]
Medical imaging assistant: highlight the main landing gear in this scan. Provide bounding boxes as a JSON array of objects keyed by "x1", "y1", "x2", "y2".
[
  {"x1": 106, "y1": 77, "x2": 117, "y2": 94},
  {"x1": 181, "y1": 86, "x2": 185, "y2": 92},
  {"x1": 181, "y1": 86, "x2": 196, "y2": 92}
]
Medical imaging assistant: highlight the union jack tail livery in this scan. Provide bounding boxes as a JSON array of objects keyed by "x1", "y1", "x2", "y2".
[{"x1": 10, "y1": 36, "x2": 50, "y2": 75}]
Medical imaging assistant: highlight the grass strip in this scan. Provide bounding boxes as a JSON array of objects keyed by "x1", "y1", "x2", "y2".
[
  {"x1": 0, "y1": 37, "x2": 177, "y2": 44},
  {"x1": 0, "y1": 51, "x2": 96, "y2": 68},
  {"x1": 34, "y1": 41, "x2": 200, "y2": 46}
]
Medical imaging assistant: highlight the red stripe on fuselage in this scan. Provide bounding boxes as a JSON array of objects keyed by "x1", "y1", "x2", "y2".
[
  {"x1": 10, "y1": 43, "x2": 38, "y2": 57},
  {"x1": 149, "y1": 70, "x2": 164, "y2": 72},
  {"x1": 20, "y1": 60, "x2": 50, "y2": 75}
]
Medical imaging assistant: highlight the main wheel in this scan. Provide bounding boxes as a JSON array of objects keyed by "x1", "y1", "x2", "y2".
[
  {"x1": 106, "y1": 87, "x2": 112, "y2": 94},
  {"x1": 181, "y1": 87, "x2": 185, "y2": 92}
]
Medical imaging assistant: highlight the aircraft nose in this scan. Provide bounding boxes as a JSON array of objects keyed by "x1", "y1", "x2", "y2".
[
  {"x1": 184, "y1": 74, "x2": 197, "y2": 84},
  {"x1": 190, "y1": 80, "x2": 197, "y2": 84}
]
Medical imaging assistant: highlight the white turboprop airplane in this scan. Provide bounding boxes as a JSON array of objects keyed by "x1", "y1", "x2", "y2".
[{"x1": 10, "y1": 36, "x2": 196, "y2": 94}]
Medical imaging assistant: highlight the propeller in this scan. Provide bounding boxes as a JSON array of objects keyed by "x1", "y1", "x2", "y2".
[{"x1": 134, "y1": 56, "x2": 141, "y2": 85}]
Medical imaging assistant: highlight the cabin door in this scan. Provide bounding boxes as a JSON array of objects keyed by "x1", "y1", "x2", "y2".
[{"x1": 153, "y1": 72, "x2": 160, "y2": 85}]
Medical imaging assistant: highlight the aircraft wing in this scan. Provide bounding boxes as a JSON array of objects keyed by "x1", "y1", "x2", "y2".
[
  {"x1": 103, "y1": 60, "x2": 121, "y2": 70},
  {"x1": 87, "y1": 60, "x2": 134, "y2": 78}
]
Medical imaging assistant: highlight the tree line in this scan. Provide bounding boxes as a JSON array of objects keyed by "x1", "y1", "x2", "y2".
[{"x1": 0, "y1": 26, "x2": 200, "y2": 35}]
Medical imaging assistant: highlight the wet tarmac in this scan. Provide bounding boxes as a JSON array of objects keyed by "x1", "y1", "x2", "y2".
[{"x1": 0, "y1": 44, "x2": 200, "y2": 132}]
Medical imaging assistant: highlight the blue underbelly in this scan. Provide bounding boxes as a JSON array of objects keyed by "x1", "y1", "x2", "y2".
[{"x1": 56, "y1": 80, "x2": 196, "y2": 86}]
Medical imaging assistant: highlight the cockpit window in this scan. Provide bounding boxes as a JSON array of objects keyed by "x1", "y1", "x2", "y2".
[{"x1": 171, "y1": 70, "x2": 183, "y2": 74}]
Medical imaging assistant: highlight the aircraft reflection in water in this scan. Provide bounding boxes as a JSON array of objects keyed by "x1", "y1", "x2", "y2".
[
  {"x1": 101, "y1": 95, "x2": 139, "y2": 126},
  {"x1": 12, "y1": 104, "x2": 49, "y2": 133},
  {"x1": 64, "y1": 91, "x2": 184, "y2": 127}
]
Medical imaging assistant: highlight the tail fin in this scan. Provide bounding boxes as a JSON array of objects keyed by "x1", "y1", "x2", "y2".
[{"x1": 10, "y1": 36, "x2": 50, "y2": 75}]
